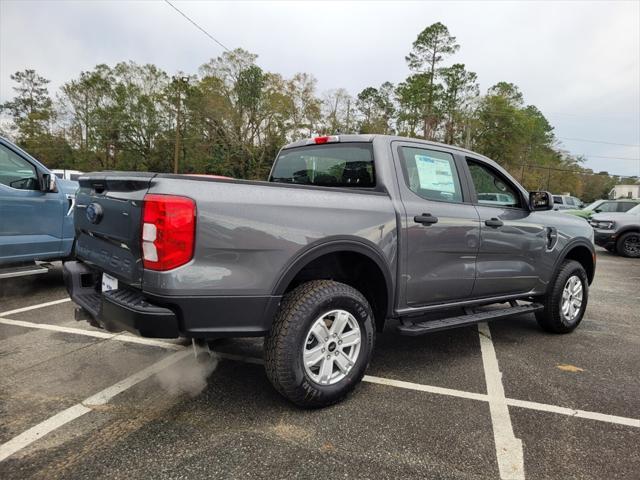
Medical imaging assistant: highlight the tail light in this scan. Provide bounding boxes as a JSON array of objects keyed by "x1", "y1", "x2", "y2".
[{"x1": 141, "y1": 194, "x2": 196, "y2": 271}]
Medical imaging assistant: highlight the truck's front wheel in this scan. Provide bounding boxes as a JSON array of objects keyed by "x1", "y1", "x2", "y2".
[
  {"x1": 264, "y1": 280, "x2": 375, "y2": 408},
  {"x1": 535, "y1": 260, "x2": 588, "y2": 333}
]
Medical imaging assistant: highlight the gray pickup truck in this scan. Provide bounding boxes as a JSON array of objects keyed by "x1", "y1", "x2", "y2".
[{"x1": 64, "y1": 135, "x2": 596, "y2": 407}]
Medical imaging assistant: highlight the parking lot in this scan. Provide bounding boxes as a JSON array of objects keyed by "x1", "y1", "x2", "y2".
[{"x1": 0, "y1": 248, "x2": 638, "y2": 479}]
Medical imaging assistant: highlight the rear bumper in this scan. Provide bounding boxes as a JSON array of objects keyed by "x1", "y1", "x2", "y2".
[{"x1": 63, "y1": 260, "x2": 281, "y2": 339}]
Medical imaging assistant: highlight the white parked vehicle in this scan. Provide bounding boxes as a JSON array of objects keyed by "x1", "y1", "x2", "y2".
[
  {"x1": 553, "y1": 194, "x2": 584, "y2": 211},
  {"x1": 52, "y1": 169, "x2": 83, "y2": 181}
]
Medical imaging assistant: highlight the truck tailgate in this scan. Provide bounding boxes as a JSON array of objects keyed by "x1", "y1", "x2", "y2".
[{"x1": 74, "y1": 173, "x2": 155, "y2": 286}]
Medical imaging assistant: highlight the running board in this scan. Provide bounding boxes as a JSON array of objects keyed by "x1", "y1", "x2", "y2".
[
  {"x1": 0, "y1": 263, "x2": 51, "y2": 279},
  {"x1": 397, "y1": 302, "x2": 544, "y2": 336}
]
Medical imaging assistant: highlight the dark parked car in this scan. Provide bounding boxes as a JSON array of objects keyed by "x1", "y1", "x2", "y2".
[
  {"x1": 64, "y1": 135, "x2": 596, "y2": 407},
  {"x1": 591, "y1": 203, "x2": 640, "y2": 257}
]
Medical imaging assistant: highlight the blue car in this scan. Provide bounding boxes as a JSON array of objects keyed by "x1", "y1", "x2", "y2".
[{"x1": 0, "y1": 137, "x2": 78, "y2": 278}]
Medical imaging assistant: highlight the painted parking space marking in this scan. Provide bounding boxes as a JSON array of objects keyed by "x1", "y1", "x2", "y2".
[
  {"x1": 2, "y1": 315, "x2": 639, "y2": 429},
  {"x1": 0, "y1": 298, "x2": 71, "y2": 317},
  {"x1": 0, "y1": 317, "x2": 184, "y2": 350},
  {"x1": 478, "y1": 322, "x2": 525, "y2": 480},
  {"x1": 0, "y1": 349, "x2": 191, "y2": 462}
]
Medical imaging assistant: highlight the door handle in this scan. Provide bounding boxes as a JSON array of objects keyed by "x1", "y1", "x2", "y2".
[
  {"x1": 414, "y1": 213, "x2": 438, "y2": 225},
  {"x1": 485, "y1": 218, "x2": 504, "y2": 228}
]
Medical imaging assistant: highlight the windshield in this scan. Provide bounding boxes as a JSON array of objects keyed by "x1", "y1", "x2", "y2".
[
  {"x1": 628, "y1": 204, "x2": 640, "y2": 215},
  {"x1": 583, "y1": 200, "x2": 604, "y2": 211},
  {"x1": 270, "y1": 144, "x2": 375, "y2": 188}
]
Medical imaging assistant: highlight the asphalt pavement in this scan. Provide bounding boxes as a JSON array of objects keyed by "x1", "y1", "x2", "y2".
[{"x1": 0, "y1": 248, "x2": 638, "y2": 479}]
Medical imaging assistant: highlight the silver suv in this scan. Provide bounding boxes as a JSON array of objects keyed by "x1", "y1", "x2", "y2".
[{"x1": 591, "y1": 203, "x2": 640, "y2": 257}]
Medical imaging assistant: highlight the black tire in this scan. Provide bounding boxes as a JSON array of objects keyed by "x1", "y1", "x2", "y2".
[
  {"x1": 264, "y1": 280, "x2": 375, "y2": 408},
  {"x1": 616, "y1": 231, "x2": 640, "y2": 258},
  {"x1": 535, "y1": 260, "x2": 588, "y2": 334}
]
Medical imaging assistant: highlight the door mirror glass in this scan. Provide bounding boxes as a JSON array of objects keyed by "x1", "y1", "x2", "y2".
[
  {"x1": 529, "y1": 191, "x2": 553, "y2": 211},
  {"x1": 40, "y1": 172, "x2": 57, "y2": 192}
]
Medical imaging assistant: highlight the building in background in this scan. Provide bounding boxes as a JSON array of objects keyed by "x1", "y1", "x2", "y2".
[{"x1": 609, "y1": 184, "x2": 640, "y2": 199}]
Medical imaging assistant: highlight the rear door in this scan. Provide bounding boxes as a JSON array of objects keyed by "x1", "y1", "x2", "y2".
[
  {"x1": 392, "y1": 142, "x2": 480, "y2": 305},
  {"x1": 463, "y1": 157, "x2": 546, "y2": 297},
  {"x1": 617, "y1": 201, "x2": 638, "y2": 213},
  {"x1": 0, "y1": 143, "x2": 64, "y2": 263},
  {"x1": 74, "y1": 173, "x2": 155, "y2": 286}
]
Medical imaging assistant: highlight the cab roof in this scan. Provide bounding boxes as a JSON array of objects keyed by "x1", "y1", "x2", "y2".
[{"x1": 281, "y1": 134, "x2": 490, "y2": 161}]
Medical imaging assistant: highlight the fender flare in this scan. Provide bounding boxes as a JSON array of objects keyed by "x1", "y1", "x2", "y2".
[
  {"x1": 616, "y1": 225, "x2": 640, "y2": 237},
  {"x1": 271, "y1": 237, "x2": 395, "y2": 317},
  {"x1": 553, "y1": 238, "x2": 596, "y2": 285}
]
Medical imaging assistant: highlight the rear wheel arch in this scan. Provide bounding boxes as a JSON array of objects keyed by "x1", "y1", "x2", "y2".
[{"x1": 272, "y1": 240, "x2": 394, "y2": 331}]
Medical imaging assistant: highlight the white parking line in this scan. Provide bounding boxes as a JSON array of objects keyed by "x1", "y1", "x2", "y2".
[
  {"x1": 0, "y1": 349, "x2": 190, "y2": 462},
  {"x1": 362, "y1": 374, "x2": 488, "y2": 402},
  {"x1": 0, "y1": 298, "x2": 71, "y2": 317},
  {"x1": 1, "y1": 306, "x2": 638, "y2": 430},
  {"x1": 478, "y1": 322, "x2": 525, "y2": 480},
  {"x1": 0, "y1": 317, "x2": 184, "y2": 350}
]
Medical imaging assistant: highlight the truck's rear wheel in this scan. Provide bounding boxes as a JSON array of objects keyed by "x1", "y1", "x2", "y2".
[
  {"x1": 264, "y1": 280, "x2": 375, "y2": 408},
  {"x1": 535, "y1": 260, "x2": 588, "y2": 333}
]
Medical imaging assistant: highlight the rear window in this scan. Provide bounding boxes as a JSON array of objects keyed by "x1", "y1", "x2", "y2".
[
  {"x1": 553, "y1": 196, "x2": 563, "y2": 204},
  {"x1": 270, "y1": 144, "x2": 375, "y2": 188}
]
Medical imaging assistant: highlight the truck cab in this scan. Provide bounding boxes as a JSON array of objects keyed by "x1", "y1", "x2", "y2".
[{"x1": 0, "y1": 137, "x2": 78, "y2": 278}]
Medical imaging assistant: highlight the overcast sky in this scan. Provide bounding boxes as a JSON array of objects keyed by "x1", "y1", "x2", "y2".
[{"x1": 1, "y1": 0, "x2": 639, "y2": 176}]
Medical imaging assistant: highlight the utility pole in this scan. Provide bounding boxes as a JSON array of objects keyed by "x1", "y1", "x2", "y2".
[
  {"x1": 464, "y1": 121, "x2": 471, "y2": 149},
  {"x1": 345, "y1": 99, "x2": 351, "y2": 133},
  {"x1": 173, "y1": 76, "x2": 189, "y2": 174}
]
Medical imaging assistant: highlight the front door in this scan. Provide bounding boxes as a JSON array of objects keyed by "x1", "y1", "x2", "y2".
[
  {"x1": 0, "y1": 143, "x2": 64, "y2": 263},
  {"x1": 393, "y1": 143, "x2": 480, "y2": 306},
  {"x1": 464, "y1": 158, "x2": 547, "y2": 297}
]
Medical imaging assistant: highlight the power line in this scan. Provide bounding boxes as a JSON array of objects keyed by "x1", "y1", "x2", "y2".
[
  {"x1": 163, "y1": 0, "x2": 231, "y2": 53},
  {"x1": 579, "y1": 154, "x2": 640, "y2": 161},
  {"x1": 511, "y1": 162, "x2": 636, "y2": 177},
  {"x1": 557, "y1": 136, "x2": 640, "y2": 148}
]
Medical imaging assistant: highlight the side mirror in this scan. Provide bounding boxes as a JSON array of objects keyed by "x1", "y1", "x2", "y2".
[
  {"x1": 529, "y1": 191, "x2": 553, "y2": 211},
  {"x1": 40, "y1": 173, "x2": 57, "y2": 193},
  {"x1": 594, "y1": 208, "x2": 601, "y2": 213}
]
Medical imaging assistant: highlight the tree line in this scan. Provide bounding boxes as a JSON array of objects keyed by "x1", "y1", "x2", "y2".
[{"x1": 1, "y1": 22, "x2": 635, "y2": 201}]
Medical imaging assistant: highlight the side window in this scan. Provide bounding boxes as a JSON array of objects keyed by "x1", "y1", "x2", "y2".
[
  {"x1": 466, "y1": 160, "x2": 521, "y2": 208},
  {"x1": 0, "y1": 145, "x2": 38, "y2": 190},
  {"x1": 599, "y1": 202, "x2": 617, "y2": 213},
  {"x1": 618, "y1": 202, "x2": 635, "y2": 212},
  {"x1": 398, "y1": 147, "x2": 463, "y2": 203},
  {"x1": 553, "y1": 196, "x2": 563, "y2": 205}
]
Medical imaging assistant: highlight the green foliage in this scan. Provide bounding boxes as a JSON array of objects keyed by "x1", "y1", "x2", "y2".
[
  {"x1": 356, "y1": 82, "x2": 395, "y2": 134},
  {"x1": 1, "y1": 25, "x2": 626, "y2": 198}
]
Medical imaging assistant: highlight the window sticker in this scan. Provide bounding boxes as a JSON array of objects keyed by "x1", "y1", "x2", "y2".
[{"x1": 415, "y1": 154, "x2": 456, "y2": 193}]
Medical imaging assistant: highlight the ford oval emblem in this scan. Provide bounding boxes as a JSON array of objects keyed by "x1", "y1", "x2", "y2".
[{"x1": 86, "y1": 203, "x2": 103, "y2": 224}]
